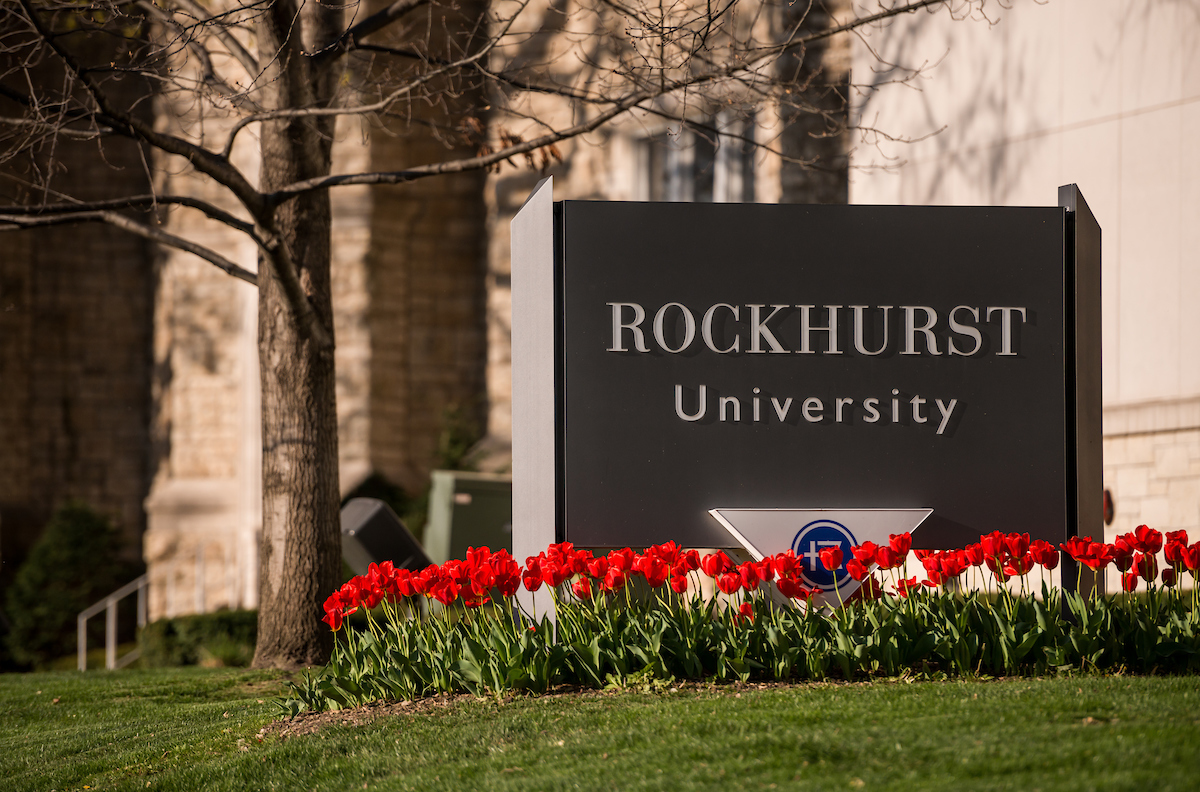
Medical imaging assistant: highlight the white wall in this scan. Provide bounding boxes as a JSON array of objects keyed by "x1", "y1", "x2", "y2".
[{"x1": 849, "y1": 0, "x2": 1200, "y2": 408}]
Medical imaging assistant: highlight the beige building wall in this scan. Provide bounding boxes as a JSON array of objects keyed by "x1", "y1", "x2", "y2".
[
  {"x1": 848, "y1": 0, "x2": 1200, "y2": 570},
  {"x1": 142, "y1": 0, "x2": 489, "y2": 620}
]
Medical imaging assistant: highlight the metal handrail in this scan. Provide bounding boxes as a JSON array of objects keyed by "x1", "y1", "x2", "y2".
[{"x1": 77, "y1": 574, "x2": 148, "y2": 671}]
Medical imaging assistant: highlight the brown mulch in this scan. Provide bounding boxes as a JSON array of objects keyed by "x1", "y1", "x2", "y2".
[{"x1": 262, "y1": 694, "x2": 472, "y2": 739}]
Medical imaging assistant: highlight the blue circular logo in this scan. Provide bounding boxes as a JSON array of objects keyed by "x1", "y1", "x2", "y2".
[{"x1": 791, "y1": 520, "x2": 858, "y2": 591}]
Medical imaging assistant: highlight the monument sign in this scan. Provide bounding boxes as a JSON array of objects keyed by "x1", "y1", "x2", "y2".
[{"x1": 512, "y1": 179, "x2": 1101, "y2": 587}]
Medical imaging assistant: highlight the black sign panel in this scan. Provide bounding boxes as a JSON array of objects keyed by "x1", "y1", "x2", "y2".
[{"x1": 559, "y1": 202, "x2": 1071, "y2": 549}]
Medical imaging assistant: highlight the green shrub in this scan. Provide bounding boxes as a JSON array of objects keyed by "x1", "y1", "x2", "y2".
[
  {"x1": 4, "y1": 502, "x2": 130, "y2": 668},
  {"x1": 139, "y1": 610, "x2": 257, "y2": 667}
]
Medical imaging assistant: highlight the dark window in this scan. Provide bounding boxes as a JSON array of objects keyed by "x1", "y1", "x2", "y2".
[{"x1": 640, "y1": 114, "x2": 756, "y2": 203}]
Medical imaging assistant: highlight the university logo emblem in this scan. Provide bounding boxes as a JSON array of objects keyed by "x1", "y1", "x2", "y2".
[{"x1": 791, "y1": 520, "x2": 858, "y2": 591}]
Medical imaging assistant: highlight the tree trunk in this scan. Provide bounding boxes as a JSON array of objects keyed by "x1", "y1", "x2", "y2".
[{"x1": 251, "y1": 1, "x2": 344, "y2": 669}]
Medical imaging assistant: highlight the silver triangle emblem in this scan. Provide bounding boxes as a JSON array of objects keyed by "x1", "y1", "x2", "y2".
[{"x1": 709, "y1": 508, "x2": 933, "y2": 607}]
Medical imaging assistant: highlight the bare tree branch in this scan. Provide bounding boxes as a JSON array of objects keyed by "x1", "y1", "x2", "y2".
[
  {"x1": 311, "y1": 0, "x2": 434, "y2": 62},
  {"x1": 0, "y1": 209, "x2": 258, "y2": 285},
  {"x1": 15, "y1": 0, "x2": 266, "y2": 217},
  {"x1": 168, "y1": 0, "x2": 262, "y2": 79},
  {"x1": 268, "y1": 0, "x2": 950, "y2": 201},
  {"x1": 223, "y1": 0, "x2": 533, "y2": 158},
  {"x1": 0, "y1": 193, "x2": 261, "y2": 241}
]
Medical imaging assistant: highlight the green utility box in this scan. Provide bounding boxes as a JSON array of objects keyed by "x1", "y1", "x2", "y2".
[{"x1": 424, "y1": 471, "x2": 513, "y2": 564}]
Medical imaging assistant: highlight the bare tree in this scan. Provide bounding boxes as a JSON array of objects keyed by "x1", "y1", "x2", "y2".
[{"x1": 0, "y1": 0, "x2": 982, "y2": 667}]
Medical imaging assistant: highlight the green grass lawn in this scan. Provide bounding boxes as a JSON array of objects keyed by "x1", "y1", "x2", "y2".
[{"x1": 1, "y1": 668, "x2": 1197, "y2": 792}]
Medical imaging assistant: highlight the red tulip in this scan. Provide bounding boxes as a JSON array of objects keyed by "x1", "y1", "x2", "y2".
[
  {"x1": 1110, "y1": 537, "x2": 1134, "y2": 573},
  {"x1": 522, "y1": 556, "x2": 543, "y2": 592},
  {"x1": 465, "y1": 546, "x2": 492, "y2": 570},
  {"x1": 1003, "y1": 553, "x2": 1035, "y2": 577},
  {"x1": 702, "y1": 551, "x2": 732, "y2": 578},
  {"x1": 738, "y1": 561, "x2": 760, "y2": 591},
  {"x1": 587, "y1": 555, "x2": 609, "y2": 579},
  {"x1": 1164, "y1": 539, "x2": 1187, "y2": 567},
  {"x1": 682, "y1": 550, "x2": 701, "y2": 572},
  {"x1": 874, "y1": 546, "x2": 902, "y2": 570},
  {"x1": 570, "y1": 550, "x2": 593, "y2": 575},
  {"x1": 545, "y1": 541, "x2": 574, "y2": 565},
  {"x1": 648, "y1": 541, "x2": 682, "y2": 565},
  {"x1": 771, "y1": 550, "x2": 800, "y2": 580},
  {"x1": 571, "y1": 577, "x2": 593, "y2": 600},
  {"x1": 354, "y1": 575, "x2": 383, "y2": 610},
  {"x1": 851, "y1": 541, "x2": 879, "y2": 565},
  {"x1": 413, "y1": 565, "x2": 437, "y2": 596},
  {"x1": 1077, "y1": 540, "x2": 1114, "y2": 572},
  {"x1": 818, "y1": 545, "x2": 843, "y2": 572},
  {"x1": 889, "y1": 532, "x2": 912, "y2": 556},
  {"x1": 1006, "y1": 532, "x2": 1031, "y2": 558},
  {"x1": 941, "y1": 552, "x2": 968, "y2": 579},
  {"x1": 442, "y1": 560, "x2": 470, "y2": 588},
  {"x1": 1165, "y1": 530, "x2": 1189, "y2": 546},
  {"x1": 716, "y1": 571, "x2": 741, "y2": 595},
  {"x1": 736, "y1": 601, "x2": 755, "y2": 622},
  {"x1": 756, "y1": 558, "x2": 775, "y2": 583},
  {"x1": 845, "y1": 558, "x2": 869, "y2": 581},
  {"x1": 394, "y1": 568, "x2": 416, "y2": 598},
  {"x1": 669, "y1": 571, "x2": 689, "y2": 594},
  {"x1": 541, "y1": 559, "x2": 570, "y2": 588},
  {"x1": 1135, "y1": 552, "x2": 1158, "y2": 583},
  {"x1": 776, "y1": 576, "x2": 804, "y2": 599},
  {"x1": 1121, "y1": 571, "x2": 1139, "y2": 592},
  {"x1": 980, "y1": 531, "x2": 1007, "y2": 562},
  {"x1": 1162, "y1": 568, "x2": 1177, "y2": 588},
  {"x1": 602, "y1": 567, "x2": 627, "y2": 592},
  {"x1": 1060, "y1": 535, "x2": 1092, "y2": 561},
  {"x1": 1184, "y1": 543, "x2": 1200, "y2": 574},
  {"x1": 322, "y1": 608, "x2": 344, "y2": 631},
  {"x1": 470, "y1": 563, "x2": 497, "y2": 598},
  {"x1": 1133, "y1": 524, "x2": 1163, "y2": 554},
  {"x1": 1029, "y1": 539, "x2": 1059, "y2": 571},
  {"x1": 323, "y1": 590, "x2": 352, "y2": 622},
  {"x1": 894, "y1": 576, "x2": 920, "y2": 598},
  {"x1": 607, "y1": 548, "x2": 635, "y2": 571},
  {"x1": 522, "y1": 568, "x2": 543, "y2": 593},
  {"x1": 963, "y1": 543, "x2": 985, "y2": 567},
  {"x1": 636, "y1": 555, "x2": 670, "y2": 588},
  {"x1": 430, "y1": 578, "x2": 461, "y2": 606},
  {"x1": 492, "y1": 552, "x2": 521, "y2": 597}
]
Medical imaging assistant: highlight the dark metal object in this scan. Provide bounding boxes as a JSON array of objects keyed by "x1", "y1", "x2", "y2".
[
  {"x1": 425, "y1": 471, "x2": 513, "y2": 564},
  {"x1": 1060, "y1": 184, "x2": 1105, "y2": 595},
  {"x1": 340, "y1": 498, "x2": 432, "y2": 575}
]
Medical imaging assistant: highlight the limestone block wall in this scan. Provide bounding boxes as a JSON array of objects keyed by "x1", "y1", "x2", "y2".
[
  {"x1": 358, "y1": 0, "x2": 490, "y2": 494},
  {"x1": 143, "y1": 109, "x2": 377, "y2": 620},
  {"x1": 1103, "y1": 397, "x2": 1200, "y2": 538}
]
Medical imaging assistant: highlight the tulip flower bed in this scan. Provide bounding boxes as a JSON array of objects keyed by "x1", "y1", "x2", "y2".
[{"x1": 283, "y1": 527, "x2": 1200, "y2": 714}]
